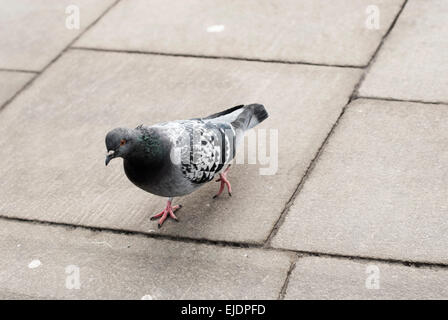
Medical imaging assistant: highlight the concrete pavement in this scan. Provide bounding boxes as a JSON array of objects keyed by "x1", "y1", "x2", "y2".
[{"x1": 0, "y1": 0, "x2": 447, "y2": 299}]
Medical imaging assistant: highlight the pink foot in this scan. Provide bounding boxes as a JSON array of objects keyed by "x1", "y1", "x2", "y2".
[
  {"x1": 150, "y1": 199, "x2": 182, "y2": 228},
  {"x1": 213, "y1": 165, "x2": 232, "y2": 199}
]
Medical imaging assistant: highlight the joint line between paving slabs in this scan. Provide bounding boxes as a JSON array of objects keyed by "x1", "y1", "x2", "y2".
[
  {"x1": 0, "y1": 0, "x2": 122, "y2": 113},
  {"x1": 355, "y1": 95, "x2": 448, "y2": 106},
  {"x1": 263, "y1": 0, "x2": 410, "y2": 248},
  {"x1": 353, "y1": 0, "x2": 409, "y2": 97},
  {"x1": 0, "y1": 68, "x2": 39, "y2": 74},
  {"x1": 285, "y1": 249, "x2": 448, "y2": 271},
  {"x1": 262, "y1": 90, "x2": 356, "y2": 247},
  {"x1": 2, "y1": 214, "x2": 448, "y2": 270},
  {"x1": 70, "y1": 46, "x2": 365, "y2": 69},
  {"x1": 0, "y1": 214, "x2": 261, "y2": 250}
]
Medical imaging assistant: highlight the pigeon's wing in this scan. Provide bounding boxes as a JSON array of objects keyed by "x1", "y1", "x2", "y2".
[
  {"x1": 153, "y1": 104, "x2": 267, "y2": 185},
  {"x1": 157, "y1": 120, "x2": 236, "y2": 184}
]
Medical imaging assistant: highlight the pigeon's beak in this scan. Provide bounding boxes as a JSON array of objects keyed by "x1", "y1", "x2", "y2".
[{"x1": 105, "y1": 150, "x2": 116, "y2": 166}]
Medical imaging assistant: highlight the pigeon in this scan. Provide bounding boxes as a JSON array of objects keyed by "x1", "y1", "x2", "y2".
[{"x1": 105, "y1": 103, "x2": 268, "y2": 228}]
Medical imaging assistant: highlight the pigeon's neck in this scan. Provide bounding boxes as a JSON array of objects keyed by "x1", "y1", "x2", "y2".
[
  {"x1": 125, "y1": 128, "x2": 167, "y2": 167},
  {"x1": 123, "y1": 130, "x2": 170, "y2": 186}
]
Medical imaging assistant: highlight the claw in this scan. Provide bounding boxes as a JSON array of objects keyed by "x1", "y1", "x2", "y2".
[
  {"x1": 151, "y1": 200, "x2": 182, "y2": 227},
  {"x1": 168, "y1": 209, "x2": 179, "y2": 221},
  {"x1": 213, "y1": 165, "x2": 232, "y2": 199},
  {"x1": 150, "y1": 210, "x2": 165, "y2": 220}
]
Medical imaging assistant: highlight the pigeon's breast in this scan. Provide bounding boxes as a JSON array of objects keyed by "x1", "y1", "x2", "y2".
[{"x1": 123, "y1": 159, "x2": 199, "y2": 197}]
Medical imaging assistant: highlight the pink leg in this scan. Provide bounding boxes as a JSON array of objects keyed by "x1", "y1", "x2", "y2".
[
  {"x1": 150, "y1": 199, "x2": 182, "y2": 228},
  {"x1": 213, "y1": 165, "x2": 232, "y2": 199}
]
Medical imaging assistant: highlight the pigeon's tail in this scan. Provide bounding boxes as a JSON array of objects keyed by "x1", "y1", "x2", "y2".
[{"x1": 231, "y1": 104, "x2": 268, "y2": 132}]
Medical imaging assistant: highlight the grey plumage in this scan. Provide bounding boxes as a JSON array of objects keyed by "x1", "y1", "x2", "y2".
[{"x1": 105, "y1": 103, "x2": 268, "y2": 198}]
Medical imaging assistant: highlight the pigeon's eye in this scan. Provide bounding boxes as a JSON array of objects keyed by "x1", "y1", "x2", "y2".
[{"x1": 120, "y1": 139, "x2": 127, "y2": 146}]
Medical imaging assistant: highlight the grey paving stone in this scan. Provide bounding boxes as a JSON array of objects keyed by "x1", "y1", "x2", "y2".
[
  {"x1": 0, "y1": 71, "x2": 33, "y2": 106},
  {"x1": 0, "y1": 219, "x2": 291, "y2": 299},
  {"x1": 359, "y1": 0, "x2": 448, "y2": 102},
  {"x1": 272, "y1": 99, "x2": 448, "y2": 263},
  {"x1": 0, "y1": 0, "x2": 114, "y2": 71},
  {"x1": 0, "y1": 49, "x2": 361, "y2": 243},
  {"x1": 0, "y1": 290, "x2": 39, "y2": 300},
  {"x1": 285, "y1": 256, "x2": 448, "y2": 299},
  {"x1": 75, "y1": 0, "x2": 404, "y2": 66}
]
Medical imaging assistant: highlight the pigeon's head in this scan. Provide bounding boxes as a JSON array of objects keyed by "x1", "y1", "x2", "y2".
[{"x1": 105, "y1": 127, "x2": 136, "y2": 166}]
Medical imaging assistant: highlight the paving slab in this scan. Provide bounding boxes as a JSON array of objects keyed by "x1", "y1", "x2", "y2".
[
  {"x1": 0, "y1": 49, "x2": 361, "y2": 243},
  {"x1": 0, "y1": 219, "x2": 291, "y2": 299},
  {"x1": 359, "y1": 0, "x2": 448, "y2": 102},
  {"x1": 285, "y1": 256, "x2": 448, "y2": 299},
  {"x1": 0, "y1": 0, "x2": 114, "y2": 71},
  {"x1": 0, "y1": 71, "x2": 34, "y2": 107},
  {"x1": 75, "y1": 0, "x2": 404, "y2": 66},
  {"x1": 272, "y1": 99, "x2": 448, "y2": 263}
]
